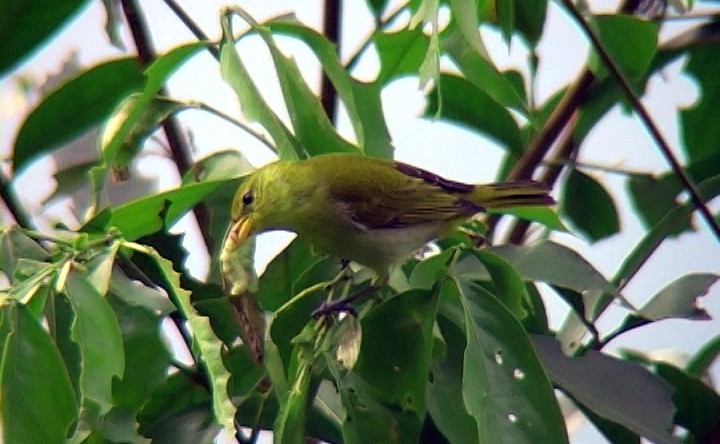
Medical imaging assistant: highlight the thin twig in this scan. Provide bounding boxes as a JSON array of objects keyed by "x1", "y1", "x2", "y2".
[
  {"x1": 561, "y1": 0, "x2": 720, "y2": 241},
  {"x1": 0, "y1": 169, "x2": 33, "y2": 229},
  {"x1": 345, "y1": 2, "x2": 408, "y2": 71},
  {"x1": 119, "y1": 0, "x2": 215, "y2": 250},
  {"x1": 194, "y1": 102, "x2": 276, "y2": 153},
  {"x1": 162, "y1": 0, "x2": 220, "y2": 59}
]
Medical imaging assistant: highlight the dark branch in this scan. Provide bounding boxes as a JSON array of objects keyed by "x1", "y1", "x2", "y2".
[
  {"x1": 0, "y1": 169, "x2": 33, "y2": 229},
  {"x1": 561, "y1": 0, "x2": 720, "y2": 241},
  {"x1": 321, "y1": 0, "x2": 342, "y2": 122},
  {"x1": 119, "y1": 0, "x2": 214, "y2": 251}
]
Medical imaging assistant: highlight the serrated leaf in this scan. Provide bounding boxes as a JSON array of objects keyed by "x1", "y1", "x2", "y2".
[
  {"x1": 82, "y1": 178, "x2": 242, "y2": 241},
  {"x1": 640, "y1": 273, "x2": 717, "y2": 321},
  {"x1": 0, "y1": 0, "x2": 90, "y2": 75},
  {"x1": 13, "y1": 58, "x2": 145, "y2": 173},
  {"x1": 531, "y1": 335, "x2": 677, "y2": 444},
  {"x1": 131, "y1": 244, "x2": 236, "y2": 434},
  {"x1": 0, "y1": 303, "x2": 78, "y2": 444}
]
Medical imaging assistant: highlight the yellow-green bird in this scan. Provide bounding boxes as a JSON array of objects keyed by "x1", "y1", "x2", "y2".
[{"x1": 225, "y1": 153, "x2": 554, "y2": 281}]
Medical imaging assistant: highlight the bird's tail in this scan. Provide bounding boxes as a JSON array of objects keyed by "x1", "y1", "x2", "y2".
[{"x1": 471, "y1": 181, "x2": 555, "y2": 209}]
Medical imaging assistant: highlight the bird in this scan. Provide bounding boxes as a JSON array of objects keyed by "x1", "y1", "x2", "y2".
[{"x1": 223, "y1": 153, "x2": 554, "y2": 286}]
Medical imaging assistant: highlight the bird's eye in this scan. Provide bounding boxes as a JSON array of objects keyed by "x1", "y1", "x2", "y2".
[{"x1": 242, "y1": 191, "x2": 254, "y2": 205}]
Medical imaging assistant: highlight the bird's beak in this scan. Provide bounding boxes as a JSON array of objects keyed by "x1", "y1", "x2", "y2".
[{"x1": 227, "y1": 216, "x2": 253, "y2": 251}]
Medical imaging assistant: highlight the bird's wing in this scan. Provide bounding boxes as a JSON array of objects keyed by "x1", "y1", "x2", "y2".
[{"x1": 310, "y1": 156, "x2": 482, "y2": 230}]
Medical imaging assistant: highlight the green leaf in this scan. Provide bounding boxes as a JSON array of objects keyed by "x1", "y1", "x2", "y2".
[
  {"x1": 108, "y1": 294, "x2": 171, "y2": 410},
  {"x1": 234, "y1": 12, "x2": 359, "y2": 158},
  {"x1": 137, "y1": 373, "x2": 220, "y2": 443},
  {"x1": 65, "y1": 271, "x2": 125, "y2": 414},
  {"x1": 531, "y1": 335, "x2": 677, "y2": 444},
  {"x1": 219, "y1": 12, "x2": 307, "y2": 160},
  {"x1": 183, "y1": 149, "x2": 253, "y2": 184},
  {"x1": 0, "y1": 303, "x2": 78, "y2": 444},
  {"x1": 83, "y1": 178, "x2": 242, "y2": 241},
  {"x1": 512, "y1": 0, "x2": 547, "y2": 47},
  {"x1": 84, "y1": 242, "x2": 120, "y2": 296},
  {"x1": 488, "y1": 206, "x2": 567, "y2": 232},
  {"x1": 374, "y1": 28, "x2": 430, "y2": 86},
  {"x1": 563, "y1": 169, "x2": 620, "y2": 242},
  {"x1": 639, "y1": 273, "x2": 717, "y2": 321},
  {"x1": 0, "y1": 0, "x2": 90, "y2": 75},
  {"x1": 267, "y1": 18, "x2": 394, "y2": 159},
  {"x1": 0, "y1": 227, "x2": 48, "y2": 283},
  {"x1": 681, "y1": 45, "x2": 720, "y2": 160},
  {"x1": 481, "y1": 241, "x2": 614, "y2": 295},
  {"x1": 655, "y1": 363, "x2": 720, "y2": 444},
  {"x1": 410, "y1": 0, "x2": 441, "y2": 90},
  {"x1": 274, "y1": 324, "x2": 314, "y2": 443},
  {"x1": 472, "y1": 250, "x2": 528, "y2": 320},
  {"x1": 440, "y1": 23, "x2": 526, "y2": 111},
  {"x1": 353, "y1": 288, "x2": 440, "y2": 415},
  {"x1": 259, "y1": 237, "x2": 324, "y2": 312},
  {"x1": 102, "y1": 94, "x2": 185, "y2": 178},
  {"x1": 427, "y1": 316, "x2": 479, "y2": 443},
  {"x1": 591, "y1": 15, "x2": 658, "y2": 80},
  {"x1": 497, "y1": 0, "x2": 515, "y2": 44},
  {"x1": 12, "y1": 58, "x2": 144, "y2": 173},
  {"x1": 108, "y1": 267, "x2": 175, "y2": 315},
  {"x1": 326, "y1": 360, "x2": 421, "y2": 444},
  {"x1": 446, "y1": 278, "x2": 568, "y2": 443},
  {"x1": 686, "y1": 334, "x2": 720, "y2": 378},
  {"x1": 131, "y1": 244, "x2": 236, "y2": 433},
  {"x1": 426, "y1": 74, "x2": 524, "y2": 157}
]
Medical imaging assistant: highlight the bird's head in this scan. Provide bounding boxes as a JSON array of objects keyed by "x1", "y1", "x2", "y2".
[{"x1": 225, "y1": 160, "x2": 301, "y2": 250}]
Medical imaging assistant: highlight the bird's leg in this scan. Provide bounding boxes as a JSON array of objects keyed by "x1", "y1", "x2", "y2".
[{"x1": 312, "y1": 284, "x2": 377, "y2": 318}]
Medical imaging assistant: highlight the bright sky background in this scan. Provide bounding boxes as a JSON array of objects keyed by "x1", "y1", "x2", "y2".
[{"x1": 1, "y1": 1, "x2": 718, "y2": 442}]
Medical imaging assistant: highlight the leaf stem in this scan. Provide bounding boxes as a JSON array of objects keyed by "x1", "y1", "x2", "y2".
[{"x1": 560, "y1": 0, "x2": 720, "y2": 241}]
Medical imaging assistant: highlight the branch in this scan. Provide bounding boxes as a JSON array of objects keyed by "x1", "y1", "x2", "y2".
[
  {"x1": 321, "y1": 0, "x2": 342, "y2": 122},
  {"x1": 119, "y1": 0, "x2": 214, "y2": 250},
  {"x1": 0, "y1": 168, "x2": 33, "y2": 229},
  {"x1": 561, "y1": 0, "x2": 720, "y2": 241},
  {"x1": 162, "y1": 0, "x2": 219, "y2": 59}
]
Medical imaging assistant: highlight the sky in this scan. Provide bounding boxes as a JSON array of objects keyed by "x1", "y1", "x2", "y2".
[{"x1": 1, "y1": 1, "x2": 718, "y2": 442}]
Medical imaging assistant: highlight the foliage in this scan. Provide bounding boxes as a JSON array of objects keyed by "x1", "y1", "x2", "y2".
[{"x1": 1, "y1": 1, "x2": 719, "y2": 443}]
